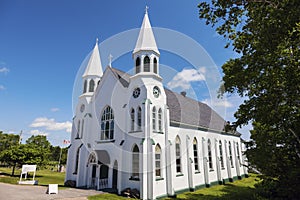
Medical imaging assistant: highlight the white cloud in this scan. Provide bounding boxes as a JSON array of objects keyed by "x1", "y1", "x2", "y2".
[
  {"x1": 0, "y1": 67, "x2": 9, "y2": 74},
  {"x1": 0, "y1": 85, "x2": 5, "y2": 90},
  {"x1": 30, "y1": 117, "x2": 72, "y2": 133},
  {"x1": 167, "y1": 67, "x2": 206, "y2": 90},
  {"x1": 202, "y1": 98, "x2": 233, "y2": 109},
  {"x1": 51, "y1": 108, "x2": 60, "y2": 112},
  {"x1": 29, "y1": 129, "x2": 48, "y2": 136}
]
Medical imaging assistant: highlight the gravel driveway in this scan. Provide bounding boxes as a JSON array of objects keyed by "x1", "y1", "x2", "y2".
[{"x1": 0, "y1": 182, "x2": 103, "y2": 200}]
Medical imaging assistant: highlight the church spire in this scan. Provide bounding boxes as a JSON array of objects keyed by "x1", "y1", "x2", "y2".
[
  {"x1": 133, "y1": 7, "x2": 160, "y2": 55},
  {"x1": 82, "y1": 38, "x2": 103, "y2": 78},
  {"x1": 82, "y1": 38, "x2": 103, "y2": 95}
]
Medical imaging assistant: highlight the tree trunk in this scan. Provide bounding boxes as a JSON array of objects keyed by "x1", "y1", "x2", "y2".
[{"x1": 11, "y1": 164, "x2": 16, "y2": 176}]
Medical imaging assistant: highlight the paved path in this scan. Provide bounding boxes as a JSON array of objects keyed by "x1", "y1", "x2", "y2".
[{"x1": 0, "y1": 182, "x2": 104, "y2": 200}]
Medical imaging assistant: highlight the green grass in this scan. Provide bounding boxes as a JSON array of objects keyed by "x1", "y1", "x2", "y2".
[
  {"x1": 88, "y1": 193, "x2": 129, "y2": 200},
  {"x1": 0, "y1": 167, "x2": 66, "y2": 187},
  {"x1": 88, "y1": 174, "x2": 262, "y2": 200}
]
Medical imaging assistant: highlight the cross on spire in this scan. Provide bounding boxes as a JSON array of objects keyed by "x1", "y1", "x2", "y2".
[
  {"x1": 108, "y1": 54, "x2": 113, "y2": 67},
  {"x1": 145, "y1": 5, "x2": 149, "y2": 14}
]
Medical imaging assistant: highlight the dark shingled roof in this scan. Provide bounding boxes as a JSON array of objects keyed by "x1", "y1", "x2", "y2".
[{"x1": 109, "y1": 67, "x2": 239, "y2": 136}]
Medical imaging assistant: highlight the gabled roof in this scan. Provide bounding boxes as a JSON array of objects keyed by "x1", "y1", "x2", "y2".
[
  {"x1": 82, "y1": 40, "x2": 103, "y2": 78},
  {"x1": 109, "y1": 67, "x2": 240, "y2": 136},
  {"x1": 133, "y1": 10, "x2": 160, "y2": 55}
]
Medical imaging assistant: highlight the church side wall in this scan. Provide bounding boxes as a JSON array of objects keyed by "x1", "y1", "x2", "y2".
[{"x1": 167, "y1": 126, "x2": 247, "y2": 195}]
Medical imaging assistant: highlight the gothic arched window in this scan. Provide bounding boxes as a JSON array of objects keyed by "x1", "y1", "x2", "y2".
[
  {"x1": 83, "y1": 80, "x2": 87, "y2": 93},
  {"x1": 229, "y1": 141, "x2": 233, "y2": 167},
  {"x1": 137, "y1": 106, "x2": 142, "y2": 130},
  {"x1": 175, "y1": 136, "x2": 181, "y2": 173},
  {"x1": 208, "y1": 139, "x2": 213, "y2": 170},
  {"x1": 158, "y1": 108, "x2": 162, "y2": 131},
  {"x1": 74, "y1": 147, "x2": 80, "y2": 174},
  {"x1": 219, "y1": 141, "x2": 224, "y2": 169},
  {"x1": 135, "y1": 57, "x2": 141, "y2": 73},
  {"x1": 154, "y1": 57, "x2": 158, "y2": 74},
  {"x1": 193, "y1": 138, "x2": 199, "y2": 172},
  {"x1": 144, "y1": 56, "x2": 150, "y2": 72},
  {"x1": 152, "y1": 107, "x2": 156, "y2": 131},
  {"x1": 76, "y1": 120, "x2": 80, "y2": 139},
  {"x1": 89, "y1": 79, "x2": 95, "y2": 92},
  {"x1": 130, "y1": 108, "x2": 135, "y2": 131},
  {"x1": 155, "y1": 144, "x2": 162, "y2": 177},
  {"x1": 100, "y1": 106, "x2": 114, "y2": 140},
  {"x1": 132, "y1": 144, "x2": 140, "y2": 179}
]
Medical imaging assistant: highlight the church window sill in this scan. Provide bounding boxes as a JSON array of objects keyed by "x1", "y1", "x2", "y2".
[
  {"x1": 176, "y1": 173, "x2": 184, "y2": 177},
  {"x1": 128, "y1": 130, "x2": 143, "y2": 134},
  {"x1": 129, "y1": 177, "x2": 140, "y2": 181},
  {"x1": 96, "y1": 139, "x2": 115, "y2": 144},
  {"x1": 153, "y1": 131, "x2": 164, "y2": 134},
  {"x1": 195, "y1": 171, "x2": 201, "y2": 174},
  {"x1": 75, "y1": 137, "x2": 80, "y2": 140},
  {"x1": 156, "y1": 177, "x2": 164, "y2": 181},
  {"x1": 209, "y1": 169, "x2": 214, "y2": 172}
]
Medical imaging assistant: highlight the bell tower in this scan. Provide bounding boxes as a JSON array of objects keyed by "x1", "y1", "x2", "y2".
[
  {"x1": 132, "y1": 7, "x2": 160, "y2": 76},
  {"x1": 81, "y1": 38, "x2": 103, "y2": 98}
]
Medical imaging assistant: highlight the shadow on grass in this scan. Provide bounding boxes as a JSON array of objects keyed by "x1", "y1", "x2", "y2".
[{"x1": 165, "y1": 183, "x2": 257, "y2": 200}]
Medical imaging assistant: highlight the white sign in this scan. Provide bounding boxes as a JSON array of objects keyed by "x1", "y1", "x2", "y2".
[
  {"x1": 19, "y1": 164, "x2": 37, "y2": 183},
  {"x1": 48, "y1": 184, "x2": 58, "y2": 194},
  {"x1": 21, "y1": 165, "x2": 37, "y2": 173}
]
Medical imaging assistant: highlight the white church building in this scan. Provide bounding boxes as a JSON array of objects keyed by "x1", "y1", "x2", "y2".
[{"x1": 65, "y1": 9, "x2": 248, "y2": 199}]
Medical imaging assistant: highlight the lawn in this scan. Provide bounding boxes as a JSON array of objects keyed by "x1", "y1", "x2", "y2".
[
  {"x1": 0, "y1": 167, "x2": 66, "y2": 187},
  {"x1": 88, "y1": 174, "x2": 262, "y2": 200}
]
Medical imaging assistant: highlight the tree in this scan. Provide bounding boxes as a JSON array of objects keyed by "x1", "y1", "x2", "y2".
[
  {"x1": 26, "y1": 135, "x2": 51, "y2": 167},
  {"x1": 0, "y1": 144, "x2": 41, "y2": 176},
  {"x1": 198, "y1": 0, "x2": 300, "y2": 199},
  {"x1": 0, "y1": 131, "x2": 20, "y2": 152}
]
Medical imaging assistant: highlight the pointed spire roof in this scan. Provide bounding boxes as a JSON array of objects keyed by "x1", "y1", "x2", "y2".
[
  {"x1": 133, "y1": 7, "x2": 160, "y2": 55},
  {"x1": 82, "y1": 38, "x2": 103, "y2": 78}
]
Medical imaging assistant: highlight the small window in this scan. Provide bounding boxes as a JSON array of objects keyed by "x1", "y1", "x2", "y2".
[
  {"x1": 193, "y1": 138, "x2": 199, "y2": 172},
  {"x1": 154, "y1": 57, "x2": 157, "y2": 74},
  {"x1": 132, "y1": 144, "x2": 140, "y2": 179},
  {"x1": 89, "y1": 79, "x2": 95, "y2": 92},
  {"x1": 208, "y1": 139, "x2": 213, "y2": 170},
  {"x1": 236, "y1": 142, "x2": 240, "y2": 164},
  {"x1": 137, "y1": 106, "x2": 142, "y2": 130},
  {"x1": 136, "y1": 57, "x2": 141, "y2": 73},
  {"x1": 76, "y1": 120, "x2": 80, "y2": 139},
  {"x1": 83, "y1": 80, "x2": 87, "y2": 93},
  {"x1": 229, "y1": 141, "x2": 233, "y2": 167},
  {"x1": 130, "y1": 108, "x2": 135, "y2": 131},
  {"x1": 74, "y1": 147, "x2": 80, "y2": 174},
  {"x1": 152, "y1": 107, "x2": 156, "y2": 131},
  {"x1": 158, "y1": 108, "x2": 162, "y2": 131},
  {"x1": 175, "y1": 136, "x2": 181, "y2": 173},
  {"x1": 219, "y1": 141, "x2": 225, "y2": 169},
  {"x1": 144, "y1": 56, "x2": 150, "y2": 72},
  {"x1": 81, "y1": 119, "x2": 84, "y2": 139},
  {"x1": 155, "y1": 144, "x2": 162, "y2": 177}
]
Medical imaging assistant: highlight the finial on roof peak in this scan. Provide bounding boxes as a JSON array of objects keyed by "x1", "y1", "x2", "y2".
[
  {"x1": 145, "y1": 5, "x2": 149, "y2": 14},
  {"x1": 96, "y1": 37, "x2": 99, "y2": 45},
  {"x1": 108, "y1": 54, "x2": 113, "y2": 68}
]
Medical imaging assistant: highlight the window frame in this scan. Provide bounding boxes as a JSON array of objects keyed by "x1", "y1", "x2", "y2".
[
  {"x1": 100, "y1": 106, "x2": 114, "y2": 141},
  {"x1": 175, "y1": 136, "x2": 182, "y2": 174}
]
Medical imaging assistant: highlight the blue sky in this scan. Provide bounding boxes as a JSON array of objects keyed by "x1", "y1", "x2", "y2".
[{"x1": 0, "y1": 0, "x2": 251, "y2": 146}]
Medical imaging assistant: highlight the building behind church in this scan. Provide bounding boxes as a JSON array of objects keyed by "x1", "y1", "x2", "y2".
[{"x1": 65, "y1": 9, "x2": 248, "y2": 199}]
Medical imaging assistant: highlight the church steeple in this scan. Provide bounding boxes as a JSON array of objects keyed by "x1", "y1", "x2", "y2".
[
  {"x1": 82, "y1": 38, "x2": 103, "y2": 95},
  {"x1": 133, "y1": 7, "x2": 160, "y2": 75}
]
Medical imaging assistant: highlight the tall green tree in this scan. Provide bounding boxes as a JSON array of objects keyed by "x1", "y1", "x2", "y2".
[
  {"x1": 198, "y1": 0, "x2": 300, "y2": 199},
  {"x1": 0, "y1": 144, "x2": 42, "y2": 176},
  {"x1": 0, "y1": 131, "x2": 20, "y2": 152},
  {"x1": 26, "y1": 135, "x2": 51, "y2": 167}
]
